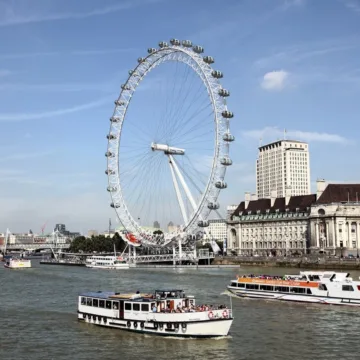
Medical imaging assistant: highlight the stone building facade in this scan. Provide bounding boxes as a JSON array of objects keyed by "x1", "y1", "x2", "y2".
[
  {"x1": 228, "y1": 181, "x2": 360, "y2": 256},
  {"x1": 309, "y1": 182, "x2": 360, "y2": 256},
  {"x1": 227, "y1": 189, "x2": 315, "y2": 256}
]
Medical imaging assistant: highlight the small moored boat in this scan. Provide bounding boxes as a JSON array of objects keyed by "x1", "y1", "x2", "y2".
[
  {"x1": 4, "y1": 257, "x2": 31, "y2": 269},
  {"x1": 228, "y1": 271, "x2": 360, "y2": 306},
  {"x1": 78, "y1": 289, "x2": 233, "y2": 338}
]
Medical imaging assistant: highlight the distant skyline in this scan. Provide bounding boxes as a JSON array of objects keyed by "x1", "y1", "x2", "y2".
[{"x1": 1, "y1": 0, "x2": 360, "y2": 232}]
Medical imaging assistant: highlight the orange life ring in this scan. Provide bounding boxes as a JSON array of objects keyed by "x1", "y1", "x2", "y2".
[{"x1": 208, "y1": 311, "x2": 214, "y2": 319}]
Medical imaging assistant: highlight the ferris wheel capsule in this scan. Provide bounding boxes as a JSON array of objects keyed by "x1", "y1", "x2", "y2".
[
  {"x1": 159, "y1": 41, "x2": 168, "y2": 48},
  {"x1": 107, "y1": 186, "x2": 117, "y2": 192},
  {"x1": 121, "y1": 84, "x2": 131, "y2": 90},
  {"x1": 105, "y1": 169, "x2": 115, "y2": 175},
  {"x1": 207, "y1": 202, "x2": 220, "y2": 210},
  {"x1": 203, "y1": 56, "x2": 214, "y2": 64},
  {"x1": 148, "y1": 48, "x2": 156, "y2": 54},
  {"x1": 220, "y1": 157, "x2": 232, "y2": 166},
  {"x1": 198, "y1": 220, "x2": 209, "y2": 227},
  {"x1": 138, "y1": 57, "x2": 145, "y2": 63},
  {"x1": 105, "y1": 151, "x2": 115, "y2": 157},
  {"x1": 110, "y1": 116, "x2": 120, "y2": 123},
  {"x1": 218, "y1": 88, "x2": 230, "y2": 97},
  {"x1": 107, "y1": 134, "x2": 117, "y2": 140},
  {"x1": 170, "y1": 38, "x2": 181, "y2": 46},
  {"x1": 223, "y1": 132, "x2": 235, "y2": 142},
  {"x1": 182, "y1": 40, "x2": 192, "y2": 47},
  {"x1": 114, "y1": 99, "x2": 125, "y2": 106},
  {"x1": 110, "y1": 202, "x2": 120, "y2": 208},
  {"x1": 215, "y1": 181, "x2": 227, "y2": 189},
  {"x1": 192, "y1": 45, "x2": 204, "y2": 53},
  {"x1": 222, "y1": 110, "x2": 234, "y2": 118},
  {"x1": 211, "y1": 70, "x2": 223, "y2": 79}
]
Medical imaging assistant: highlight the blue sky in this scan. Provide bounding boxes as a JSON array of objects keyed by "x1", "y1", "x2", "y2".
[{"x1": 1, "y1": 0, "x2": 360, "y2": 233}]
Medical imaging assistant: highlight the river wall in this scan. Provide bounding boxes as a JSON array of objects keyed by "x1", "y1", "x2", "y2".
[{"x1": 213, "y1": 256, "x2": 360, "y2": 270}]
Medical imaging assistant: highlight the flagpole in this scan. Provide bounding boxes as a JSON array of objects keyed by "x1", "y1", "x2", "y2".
[{"x1": 109, "y1": 218, "x2": 111, "y2": 238}]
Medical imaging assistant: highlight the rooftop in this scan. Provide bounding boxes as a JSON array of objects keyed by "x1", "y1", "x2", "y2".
[
  {"x1": 231, "y1": 194, "x2": 316, "y2": 218},
  {"x1": 259, "y1": 139, "x2": 307, "y2": 151},
  {"x1": 317, "y1": 184, "x2": 360, "y2": 204}
]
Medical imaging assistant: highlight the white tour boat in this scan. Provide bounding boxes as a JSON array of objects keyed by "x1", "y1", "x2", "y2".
[
  {"x1": 85, "y1": 244, "x2": 129, "y2": 269},
  {"x1": 228, "y1": 271, "x2": 360, "y2": 307},
  {"x1": 4, "y1": 257, "x2": 31, "y2": 269},
  {"x1": 78, "y1": 289, "x2": 233, "y2": 338},
  {"x1": 85, "y1": 255, "x2": 129, "y2": 269}
]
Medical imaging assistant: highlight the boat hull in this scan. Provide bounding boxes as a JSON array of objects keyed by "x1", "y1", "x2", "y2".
[
  {"x1": 86, "y1": 265, "x2": 129, "y2": 269},
  {"x1": 4, "y1": 260, "x2": 31, "y2": 269},
  {"x1": 228, "y1": 286, "x2": 360, "y2": 307},
  {"x1": 78, "y1": 313, "x2": 232, "y2": 338}
]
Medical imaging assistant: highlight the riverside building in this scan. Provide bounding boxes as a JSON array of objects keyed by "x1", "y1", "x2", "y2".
[
  {"x1": 256, "y1": 140, "x2": 310, "y2": 199},
  {"x1": 227, "y1": 180, "x2": 360, "y2": 257},
  {"x1": 202, "y1": 219, "x2": 227, "y2": 243}
]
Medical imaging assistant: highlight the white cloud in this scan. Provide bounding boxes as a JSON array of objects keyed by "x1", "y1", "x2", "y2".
[
  {"x1": 0, "y1": 48, "x2": 135, "y2": 60},
  {"x1": 343, "y1": 0, "x2": 360, "y2": 13},
  {"x1": 0, "y1": 151, "x2": 53, "y2": 162},
  {"x1": 261, "y1": 70, "x2": 289, "y2": 91},
  {"x1": 0, "y1": 0, "x2": 162, "y2": 27},
  {"x1": 0, "y1": 97, "x2": 110, "y2": 122},
  {"x1": 281, "y1": 0, "x2": 306, "y2": 10},
  {"x1": 243, "y1": 127, "x2": 350, "y2": 144}
]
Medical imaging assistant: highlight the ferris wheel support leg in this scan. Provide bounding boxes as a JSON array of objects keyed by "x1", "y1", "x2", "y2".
[
  {"x1": 178, "y1": 238, "x2": 182, "y2": 265},
  {"x1": 173, "y1": 244, "x2": 176, "y2": 266},
  {"x1": 168, "y1": 155, "x2": 197, "y2": 212},
  {"x1": 168, "y1": 156, "x2": 188, "y2": 225}
]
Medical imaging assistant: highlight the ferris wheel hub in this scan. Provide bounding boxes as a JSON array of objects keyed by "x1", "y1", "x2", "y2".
[{"x1": 151, "y1": 142, "x2": 185, "y2": 155}]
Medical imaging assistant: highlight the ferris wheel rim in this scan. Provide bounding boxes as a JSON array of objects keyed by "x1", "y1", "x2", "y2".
[{"x1": 106, "y1": 40, "x2": 233, "y2": 247}]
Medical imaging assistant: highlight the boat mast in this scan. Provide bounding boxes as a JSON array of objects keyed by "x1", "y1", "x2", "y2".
[{"x1": 3, "y1": 228, "x2": 9, "y2": 255}]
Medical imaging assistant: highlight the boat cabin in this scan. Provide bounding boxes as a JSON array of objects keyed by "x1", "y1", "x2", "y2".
[{"x1": 78, "y1": 289, "x2": 195, "y2": 321}]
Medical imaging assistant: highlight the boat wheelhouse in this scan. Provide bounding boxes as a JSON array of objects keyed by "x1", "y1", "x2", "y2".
[
  {"x1": 78, "y1": 289, "x2": 233, "y2": 338},
  {"x1": 228, "y1": 271, "x2": 360, "y2": 306},
  {"x1": 4, "y1": 257, "x2": 31, "y2": 269}
]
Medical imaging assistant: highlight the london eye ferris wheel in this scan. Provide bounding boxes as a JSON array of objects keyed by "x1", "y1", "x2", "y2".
[{"x1": 105, "y1": 39, "x2": 235, "y2": 248}]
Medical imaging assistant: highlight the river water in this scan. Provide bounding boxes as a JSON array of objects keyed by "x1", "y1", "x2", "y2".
[{"x1": 1, "y1": 262, "x2": 360, "y2": 360}]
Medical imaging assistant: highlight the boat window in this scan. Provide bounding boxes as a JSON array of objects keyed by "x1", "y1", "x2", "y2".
[
  {"x1": 113, "y1": 302, "x2": 118, "y2": 310},
  {"x1": 133, "y1": 303, "x2": 140, "y2": 311},
  {"x1": 93, "y1": 299, "x2": 99, "y2": 307},
  {"x1": 231, "y1": 282, "x2": 237, "y2": 287},
  {"x1": 291, "y1": 287, "x2": 306, "y2": 294},
  {"x1": 318, "y1": 284, "x2": 327, "y2": 291},
  {"x1": 238, "y1": 283, "x2": 245, "y2": 288},
  {"x1": 313, "y1": 275, "x2": 320, "y2": 280},
  {"x1": 125, "y1": 302, "x2": 132, "y2": 311},
  {"x1": 141, "y1": 304, "x2": 149, "y2": 312},
  {"x1": 275, "y1": 286, "x2": 289, "y2": 292},
  {"x1": 106, "y1": 301, "x2": 112, "y2": 309},
  {"x1": 245, "y1": 284, "x2": 259, "y2": 290},
  {"x1": 307, "y1": 288, "x2": 312, "y2": 295},
  {"x1": 86, "y1": 298, "x2": 92, "y2": 306},
  {"x1": 81, "y1": 297, "x2": 86, "y2": 305},
  {"x1": 260, "y1": 285, "x2": 274, "y2": 291},
  {"x1": 342, "y1": 285, "x2": 354, "y2": 291},
  {"x1": 99, "y1": 300, "x2": 105, "y2": 308}
]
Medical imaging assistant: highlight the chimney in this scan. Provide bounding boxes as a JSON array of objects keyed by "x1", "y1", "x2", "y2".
[
  {"x1": 316, "y1": 178, "x2": 327, "y2": 200},
  {"x1": 285, "y1": 186, "x2": 291, "y2": 206},
  {"x1": 270, "y1": 190, "x2": 277, "y2": 207},
  {"x1": 251, "y1": 193, "x2": 258, "y2": 201},
  {"x1": 245, "y1": 192, "x2": 251, "y2": 209}
]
